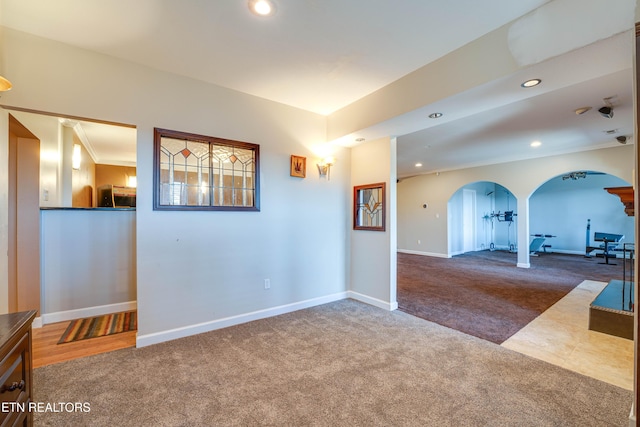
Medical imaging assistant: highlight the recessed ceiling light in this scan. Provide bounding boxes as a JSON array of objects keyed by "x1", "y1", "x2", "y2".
[
  {"x1": 249, "y1": 0, "x2": 276, "y2": 16},
  {"x1": 530, "y1": 141, "x2": 542, "y2": 147},
  {"x1": 521, "y1": 79, "x2": 541, "y2": 88},
  {"x1": 575, "y1": 106, "x2": 592, "y2": 115},
  {"x1": 428, "y1": 112, "x2": 443, "y2": 119},
  {"x1": 415, "y1": 163, "x2": 423, "y2": 167}
]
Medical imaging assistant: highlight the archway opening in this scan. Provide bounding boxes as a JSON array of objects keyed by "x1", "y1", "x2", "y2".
[{"x1": 448, "y1": 181, "x2": 516, "y2": 256}]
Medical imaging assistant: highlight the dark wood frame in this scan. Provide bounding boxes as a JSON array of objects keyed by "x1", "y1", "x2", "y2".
[
  {"x1": 153, "y1": 128, "x2": 260, "y2": 211},
  {"x1": 290, "y1": 155, "x2": 306, "y2": 178},
  {"x1": 633, "y1": 20, "x2": 640, "y2": 421},
  {"x1": 353, "y1": 182, "x2": 386, "y2": 231}
]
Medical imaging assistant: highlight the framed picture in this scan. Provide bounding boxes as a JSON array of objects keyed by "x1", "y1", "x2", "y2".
[
  {"x1": 353, "y1": 182, "x2": 385, "y2": 231},
  {"x1": 290, "y1": 155, "x2": 306, "y2": 178}
]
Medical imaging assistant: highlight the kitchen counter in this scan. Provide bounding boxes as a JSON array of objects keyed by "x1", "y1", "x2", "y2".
[{"x1": 40, "y1": 207, "x2": 135, "y2": 211}]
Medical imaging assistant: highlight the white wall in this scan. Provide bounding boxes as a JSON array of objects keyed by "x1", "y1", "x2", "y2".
[
  {"x1": 40, "y1": 209, "x2": 136, "y2": 321},
  {"x1": 7, "y1": 112, "x2": 63, "y2": 207},
  {"x1": 1, "y1": 28, "x2": 350, "y2": 344},
  {"x1": 398, "y1": 144, "x2": 634, "y2": 259},
  {"x1": 448, "y1": 181, "x2": 502, "y2": 254},
  {"x1": 350, "y1": 137, "x2": 397, "y2": 309}
]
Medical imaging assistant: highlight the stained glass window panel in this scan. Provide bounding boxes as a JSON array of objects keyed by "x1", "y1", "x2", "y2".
[
  {"x1": 154, "y1": 128, "x2": 259, "y2": 211},
  {"x1": 354, "y1": 183, "x2": 386, "y2": 231}
]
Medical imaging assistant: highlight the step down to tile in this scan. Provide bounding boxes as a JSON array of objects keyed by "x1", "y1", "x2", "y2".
[{"x1": 589, "y1": 279, "x2": 633, "y2": 340}]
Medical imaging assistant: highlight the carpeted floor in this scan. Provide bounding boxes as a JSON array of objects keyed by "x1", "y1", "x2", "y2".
[
  {"x1": 397, "y1": 250, "x2": 624, "y2": 344},
  {"x1": 33, "y1": 300, "x2": 631, "y2": 426}
]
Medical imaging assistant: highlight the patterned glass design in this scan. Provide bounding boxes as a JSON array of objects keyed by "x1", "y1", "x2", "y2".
[
  {"x1": 354, "y1": 183, "x2": 385, "y2": 231},
  {"x1": 154, "y1": 128, "x2": 259, "y2": 211}
]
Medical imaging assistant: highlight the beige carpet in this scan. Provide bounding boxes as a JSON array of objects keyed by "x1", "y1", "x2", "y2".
[{"x1": 34, "y1": 300, "x2": 631, "y2": 426}]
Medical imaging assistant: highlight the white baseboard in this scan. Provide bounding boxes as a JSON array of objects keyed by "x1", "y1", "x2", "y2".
[
  {"x1": 548, "y1": 249, "x2": 585, "y2": 256},
  {"x1": 348, "y1": 291, "x2": 398, "y2": 311},
  {"x1": 41, "y1": 301, "x2": 137, "y2": 325},
  {"x1": 32, "y1": 317, "x2": 43, "y2": 329},
  {"x1": 136, "y1": 292, "x2": 349, "y2": 348},
  {"x1": 397, "y1": 249, "x2": 450, "y2": 258}
]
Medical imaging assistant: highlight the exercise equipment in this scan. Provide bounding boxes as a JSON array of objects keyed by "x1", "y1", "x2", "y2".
[
  {"x1": 594, "y1": 232, "x2": 624, "y2": 265},
  {"x1": 529, "y1": 234, "x2": 556, "y2": 256},
  {"x1": 585, "y1": 220, "x2": 624, "y2": 265},
  {"x1": 487, "y1": 210, "x2": 517, "y2": 252}
]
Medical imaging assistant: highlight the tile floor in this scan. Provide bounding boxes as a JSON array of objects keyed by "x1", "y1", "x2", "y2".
[{"x1": 502, "y1": 280, "x2": 634, "y2": 390}]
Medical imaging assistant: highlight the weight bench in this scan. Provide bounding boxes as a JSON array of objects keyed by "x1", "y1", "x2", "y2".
[
  {"x1": 529, "y1": 234, "x2": 556, "y2": 256},
  {"x1": 589, "y1": 232, "x2": 624, "y2": 265},
  {"x1": 529, "y1": 237, "x2": 545, "y2": 256}
]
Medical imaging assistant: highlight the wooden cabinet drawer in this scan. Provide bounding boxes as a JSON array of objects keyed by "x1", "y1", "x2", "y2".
[{"x1": 0, "y1": 334, "x2": 29, "y2": 427}]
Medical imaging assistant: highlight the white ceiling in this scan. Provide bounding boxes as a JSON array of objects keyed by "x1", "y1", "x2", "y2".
[{"x1": 1, "y1": 0, "x2": 636, "y2": 177}]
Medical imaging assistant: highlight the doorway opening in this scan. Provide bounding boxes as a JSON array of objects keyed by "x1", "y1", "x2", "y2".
[{"x1": 5, "y1": 108, "x2": 138, "y2": 367}]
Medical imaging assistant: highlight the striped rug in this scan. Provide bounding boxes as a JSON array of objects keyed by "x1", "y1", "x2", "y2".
[{"x1": 58, "y1": 311, "x2": 137, "y2": 344}]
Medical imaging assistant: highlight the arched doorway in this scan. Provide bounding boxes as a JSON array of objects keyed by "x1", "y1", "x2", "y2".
[{"x1": 448, "y1": 181, "x2": 516, "y2": 256}]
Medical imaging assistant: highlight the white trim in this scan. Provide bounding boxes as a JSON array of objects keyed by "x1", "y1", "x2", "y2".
[
  {"x1": 72, "y1": 122, "x2": 99, "y2": 164},
  {"x1": 348, "y1": 291, "x2": 398, "y2": 311},
  {"x1": 517, "y1": 262, "x2": 531, "y2": 268},
  {"x1": 397, "y1": 249, "x2": 450, "y2": 258},
  {"x1": 41, "y1": 301, "x2": 137, "y2": 325},
  {"x1": 32, "y1": 317, "x2": 43, "y2": 329},
  {"x1": 546, "y1": 248, "x2": 585, "y2": 256},
  {"x1": 136, "y1": 292, "x2": 348, "y2": 348}
]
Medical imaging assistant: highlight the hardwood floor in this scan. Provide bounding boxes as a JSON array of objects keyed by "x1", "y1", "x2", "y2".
[{"x1": 32, "y1": 320, "x2": 136, "y2": 368}]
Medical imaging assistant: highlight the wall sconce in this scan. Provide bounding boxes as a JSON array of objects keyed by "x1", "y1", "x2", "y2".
[
  {"x1": 317, "y1": 157, "x2": 335, "y2": 180},
  {"x1": 72, "y1": 144, "x2": 81, "y2": 170},
  {"x1": 128, "y1": 176, "x2": 137, "y2": 188},
  {"x1": 0, "y1": 76, "x2": 12, "y2": 92}
]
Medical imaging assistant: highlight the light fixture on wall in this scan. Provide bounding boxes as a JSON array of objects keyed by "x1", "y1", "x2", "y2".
[
  {"x1": 72, "y1": 144, "x2": 81, "y2": 170},
  {"x1": 0, "y1": 75, "x2": 12, "y2": 91},
  {"x1": 128, "y1": 175, "x2": 137, "y2": 187},
  {"x1": 317, "y1": 157, "x2": 335, "y2": 180}
]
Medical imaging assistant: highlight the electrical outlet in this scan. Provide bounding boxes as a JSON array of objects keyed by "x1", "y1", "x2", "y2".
[
  {"x1": 264, "y1": 279, "x2": 271, "y2": 290},
  {"x1": 417, "y1": 239, "x2": 421, "y2": 245}
]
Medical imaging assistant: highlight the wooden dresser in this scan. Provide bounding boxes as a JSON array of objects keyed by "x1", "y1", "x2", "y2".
[{"x1": 0, "y1": 310, "x2": 36, "y2": 427}]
